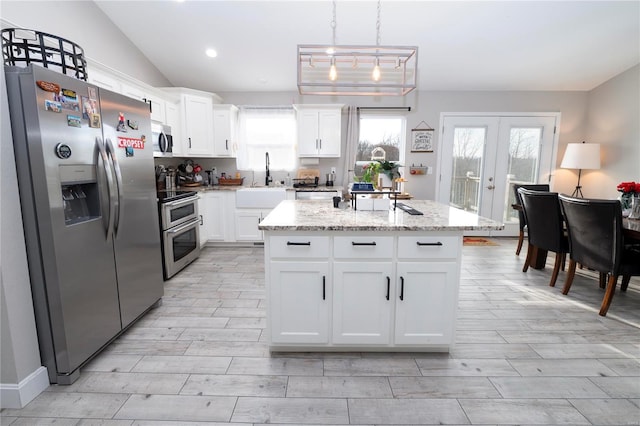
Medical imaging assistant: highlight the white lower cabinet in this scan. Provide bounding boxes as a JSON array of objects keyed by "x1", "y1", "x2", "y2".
[
  {"x1": 235, "y1": 209, "x2": 269, "y2": 241},
  {"x1": 394, "y1": 262, "x2": 458, "y2": 345},
  {"x1": 265, "y1": 231, "x2": 461, "y2": 350},
  {"x1": 203, "y1": 192, "x2": 227, "y2": 242},
  {"x1": 333, "y1": 262, "x2": 393, "y2": 345},
  {"x1": 198, "y1": 192, "x2": 231, "y2": 246},
  {"x1": 269, "y1": 262, "x2": 330, "y2": 344},
  {"x1": 197, "y1": 195, "x2": 209, "y2": 248}
]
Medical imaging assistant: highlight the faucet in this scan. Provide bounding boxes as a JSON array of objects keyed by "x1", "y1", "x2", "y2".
[{"x1": 265, "y1": 152, "x2": 272, "y2": 186}]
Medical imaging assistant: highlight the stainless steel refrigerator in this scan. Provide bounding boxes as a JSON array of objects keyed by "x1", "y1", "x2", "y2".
[{"x1": 5, "y1": 65, "x2": 164, "y2": 384}]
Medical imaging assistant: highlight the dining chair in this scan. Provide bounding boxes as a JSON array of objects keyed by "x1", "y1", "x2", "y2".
[
  {"x1": 512, "y1": 184, "x2": 550, "y2": 255},
  {"x1": 518, "y1": 188, "x2": 569, "y2": 287},
  {"x1": 559, "y1": 194, "x2": 640, "y2": 316}
]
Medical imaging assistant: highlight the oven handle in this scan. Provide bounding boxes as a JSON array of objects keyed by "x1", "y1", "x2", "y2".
[
  {"x1": 164, "y1": 196, "x2": 199, "y2": 209},
  {"x1": 167, "y1": 217, "x2": 200, "y2": 234}
]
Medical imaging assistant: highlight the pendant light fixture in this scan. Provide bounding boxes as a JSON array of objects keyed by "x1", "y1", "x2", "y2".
[{"x1": 297, "y1": 1, "x2": 418, "y2": 96}]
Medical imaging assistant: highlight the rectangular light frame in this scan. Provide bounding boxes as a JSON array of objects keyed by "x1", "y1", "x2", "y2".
[{"x1": 297, "y1": 44, "x2": 418, "y2": 96}]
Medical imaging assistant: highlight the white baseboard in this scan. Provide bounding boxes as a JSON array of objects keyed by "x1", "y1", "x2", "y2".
[{"x1": 0, "y1": 366, "x2": 49, "y2": 408}]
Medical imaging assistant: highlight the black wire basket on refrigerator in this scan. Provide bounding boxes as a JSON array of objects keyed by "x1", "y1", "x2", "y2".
[{"x1": 1, "y1": 28, "x2": 88, "y2": 81}]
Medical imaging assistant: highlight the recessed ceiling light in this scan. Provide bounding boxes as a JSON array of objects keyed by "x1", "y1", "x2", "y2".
[{"x1": 205, "y1": 49, "x2": 218, "y2": 58}]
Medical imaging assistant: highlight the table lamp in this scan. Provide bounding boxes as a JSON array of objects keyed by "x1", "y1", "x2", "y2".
[{"x1": 560, "y1": 141, "x2": 601, "y2": 197}]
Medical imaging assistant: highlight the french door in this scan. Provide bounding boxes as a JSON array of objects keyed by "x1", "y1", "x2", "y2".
[{"x1": 438, "y1": 114, "x2": 559, "y2": 236}]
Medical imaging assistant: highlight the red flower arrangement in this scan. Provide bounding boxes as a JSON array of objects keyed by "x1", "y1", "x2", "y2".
[{"x1": 617, "y1": 181, "x2": 640, "y2": 194}]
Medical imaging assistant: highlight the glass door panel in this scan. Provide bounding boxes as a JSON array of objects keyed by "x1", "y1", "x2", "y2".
[
  {"x1": 439, "y1": 115, "x2": 558, "y2": 236},
  {"x1": 449, "y1": 127, "x2": 486, "y2": 214}
]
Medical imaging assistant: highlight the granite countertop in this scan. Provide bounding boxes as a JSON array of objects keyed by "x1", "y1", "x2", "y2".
[
  {"x1": 180, "y1": 185, "x2": 343, "y2": 193},
  {"x1": 259, "y1": 200, "x2": 504, "y2": 232}
]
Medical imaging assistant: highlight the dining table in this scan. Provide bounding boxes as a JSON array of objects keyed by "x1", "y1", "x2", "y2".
[{"x1": 512, "y1": 203, "x2": 640, "y2": 269}]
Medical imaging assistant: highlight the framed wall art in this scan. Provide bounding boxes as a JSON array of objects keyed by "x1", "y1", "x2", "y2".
[{"x1": 410, "y1": 121, "x2": 434, "y2": 152}]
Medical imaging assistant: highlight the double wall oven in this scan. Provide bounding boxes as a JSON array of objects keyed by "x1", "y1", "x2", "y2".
[{"x1": 158, "y1": 190, "x2": 201, "y2": 279}]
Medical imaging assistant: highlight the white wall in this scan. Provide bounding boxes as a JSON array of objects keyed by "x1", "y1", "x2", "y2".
[
  {"x1": 0, "y1": 0, "x2": 171, "y2": 87},
  {"x1": 583, "y1": 64, "x2": 640, "y2": 199},
  {"x1": 0, "y1": 67, "x2": 48, "y2": 408},
  {"x1": 219, "y1": 90, "x2": 589, "y2": 200}
]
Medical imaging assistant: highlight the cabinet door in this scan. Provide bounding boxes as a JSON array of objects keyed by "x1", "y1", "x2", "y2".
[
  {"x1": 120, "y1": 82, "x2": 146, "y2": 102},
  {"x1": 149, "y1": 98, "x2": 165, "y2": 123},
  {"x1": 204, "y1": 192, "x2": 226, "y2": 241},
  {"x1": 317, "y1": 110, "x2": 342, "y2": 157},
  {"x1": 234, "y1": 209, "x2": 263, "y2": 241},
  {"x1": 395, "y1": 262, "x2": 458, "y2": 345},
  {"x1": 196, "y1": 196, "x2": 209, "y2": 248},
  {"x1": 269, "y1": 262, "x2": 330, "y2": 344},
  {"x1": 333, "y1": 262, "x2": 393, "y2": 345},
  {"x1": 297, "y1": 111, "x2": 320, "y2": 156},
  {"x1": 164, "y1": 101, "x2": 182, "y2": 155},
  {"x1": 212, "y1": 107, "x2": 236, "y2": 157},
  {"x1": 183, "y1": 95, "x2": 214, "y2": 156},
  {"x1": 88, "y1": 69, "x2": 121, "y2": 92}
]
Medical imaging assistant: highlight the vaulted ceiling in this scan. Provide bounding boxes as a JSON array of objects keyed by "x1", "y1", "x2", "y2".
[{"x1": 95, "y1": 1, "x2": 640, "y2": 93}]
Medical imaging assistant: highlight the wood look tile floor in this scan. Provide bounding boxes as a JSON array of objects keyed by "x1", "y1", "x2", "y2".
[{"x1": 3, "y1": 238, "x2": 640, "y2": 425}]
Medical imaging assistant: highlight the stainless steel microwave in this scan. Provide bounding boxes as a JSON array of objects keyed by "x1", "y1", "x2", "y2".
[{"x1": 152, "y1": 124, "x2": 173, "y2": 157}]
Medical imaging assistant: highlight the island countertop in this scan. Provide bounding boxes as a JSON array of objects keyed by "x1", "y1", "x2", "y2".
[{"x1": 259, "y1": 199, "x2": 504, "y2": 232}]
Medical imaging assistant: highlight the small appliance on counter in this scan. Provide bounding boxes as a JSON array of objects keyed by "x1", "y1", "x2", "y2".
[{"x1": 325, "y1": 171, "x2": 336, "y2": 186}]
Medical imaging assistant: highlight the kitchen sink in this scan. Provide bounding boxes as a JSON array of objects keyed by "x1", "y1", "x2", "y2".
[{"x1": 235, "y1": 187, "x2": 287, "y2": 209}]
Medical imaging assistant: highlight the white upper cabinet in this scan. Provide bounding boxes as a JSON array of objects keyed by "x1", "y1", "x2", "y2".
[
  {"x1": 87, "y1": 68, "x2": 121, "y2": 93},
  {"x1": 164, "y1": 101, "x2": 182, "y2": 155},
  {"x1": 294, "y1": 105, "x2": 343, "y2": 157},
  {"x1": 181, "y1": 93, "x2": 214, "y2": 157},
  {"x1": 212, "y1": 104, "x2": 238, "y2": 157},
  {"x1": 120, "y1": 82, "x2": 165, "y2": 123}
]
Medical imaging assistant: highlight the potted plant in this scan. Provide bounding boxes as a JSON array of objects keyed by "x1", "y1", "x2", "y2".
[{"x1": 376, "y1": 160, "x2": 401, "y2": 188}]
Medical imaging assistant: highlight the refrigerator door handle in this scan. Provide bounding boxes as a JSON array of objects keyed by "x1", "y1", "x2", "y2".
[
  {"x1": 96, "y1": 137, "x2": 116, "y2": 240},
  {"x1": 105, "y1": 138, "x2": 124, "y2": 237}
]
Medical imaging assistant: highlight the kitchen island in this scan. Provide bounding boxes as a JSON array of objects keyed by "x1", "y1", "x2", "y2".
[{"x1": 259, "y1": 200, "x2": 503, "y2": 352}]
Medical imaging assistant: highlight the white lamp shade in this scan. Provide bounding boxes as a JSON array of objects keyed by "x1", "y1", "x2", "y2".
[{"x1": 560, "y1": 143, "x2": 601, "y2": 170}]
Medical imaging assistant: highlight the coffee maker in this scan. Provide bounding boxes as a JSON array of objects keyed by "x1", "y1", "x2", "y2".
[{"x1": 325, "y1": 171, "x2": 336, "y2": 187}]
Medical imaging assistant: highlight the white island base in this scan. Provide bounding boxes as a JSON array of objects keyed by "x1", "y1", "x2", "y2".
[{"x1": 260, "y1": 200, "x2": 503, "y2": 353}]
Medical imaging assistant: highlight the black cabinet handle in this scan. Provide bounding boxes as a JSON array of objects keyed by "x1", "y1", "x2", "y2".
[
  {"x1": 322, "y1": 276, "x2": 326, "y2": 300},
  {"x1": 225, "y1": 140, "x2": 229, "y2": 150},
  {"x1": 352, "y1": 242, "x2": 377, "y2": 246},
  {"x1": 416, "y1": 241, "x2": 443, "y2": 246},
  {"x1": 188, "y1": 137, "x2": 192, "y2": 148},
  {"x1": 199, "y1": 215, "x2": 203, "y2": 226},
  {"x1": 287, "y1": 241, "x2": 311, "y2": 246},
  {"x1": 386, "y1": 276, "x2": 390, "y2": 301},
  {"x1": 399, "y1": 276, "x2": 404, "y2": 301}
]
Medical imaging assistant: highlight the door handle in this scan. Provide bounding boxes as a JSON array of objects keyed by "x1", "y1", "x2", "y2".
[
  {"x1": 386, "y1": 276, "x2": 390, "y2": 300},
  {"x1": 287, "y1": 241, "x2": 311, "y2": 246},
  {"x1": 188, "y1": 137, "x2": 192, "y2": 148},
  {"x1": 322, "y1": 275, "x2": 326, "y2": 300},
  {"x1": 105, "y1": 138, "x2": 123, "y2": 236},
  {"x1": 487, "y1": 185, "x2": 495, "y2": 190},
  {"x1": 352, "y1": 242, "x2": 376, "y2": 246},
  {"x1": 96, "y1": 137, "x2": 115, "y2": 241},
  {"x1": 399, "y1": 276, "x2": 404, "y2": 301},
  {"x1": 225, "y1": 139, "x2": 228, "y2": 150},
  {"x1": 416, "y1": 241, "x2": 443, "y2": 246}
]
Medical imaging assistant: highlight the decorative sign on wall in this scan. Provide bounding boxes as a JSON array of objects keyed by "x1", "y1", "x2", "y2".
[{"x1": 410, "y1": 121, "x2": 434, "y2": 152}]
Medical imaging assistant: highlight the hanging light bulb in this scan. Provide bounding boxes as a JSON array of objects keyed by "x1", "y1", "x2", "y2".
[
  {"x1": 329, "y1": 57, "x2": 338, "y2": 81},
  {"x1": 372, "y1": 57, "x2": 381, "y2": 82}
]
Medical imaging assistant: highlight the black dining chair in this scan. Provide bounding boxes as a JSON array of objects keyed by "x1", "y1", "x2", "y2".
[
  {"x1": 512, "y1": 183, "x2": 550, "y2": 255},
  {"x1": 518, "y1": 188, "x2": 569, "y2": 287},
  {"x1": 559, "y1": 194, "x2": 640, "y2": 316}
]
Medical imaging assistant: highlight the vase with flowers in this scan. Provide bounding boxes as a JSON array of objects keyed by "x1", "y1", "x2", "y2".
[{"x1": 617, "y1": 181, "x2": 640, "y2": 218}]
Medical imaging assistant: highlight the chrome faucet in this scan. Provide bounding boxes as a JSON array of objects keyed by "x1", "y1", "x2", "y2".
[{"x1": 265, "y1": 152, "x2": 272, "y2": 186}]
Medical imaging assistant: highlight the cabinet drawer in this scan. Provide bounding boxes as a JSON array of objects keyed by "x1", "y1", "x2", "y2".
[
  {"x1": 270, "y1": 236, "x2": 330, "y2": 259},
  {"x1": 334, "y1": 236, "x2": 394, "y2": 259},
  {"x1": 397, "y1": 235, "x2": 460, "y2": 259}
]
